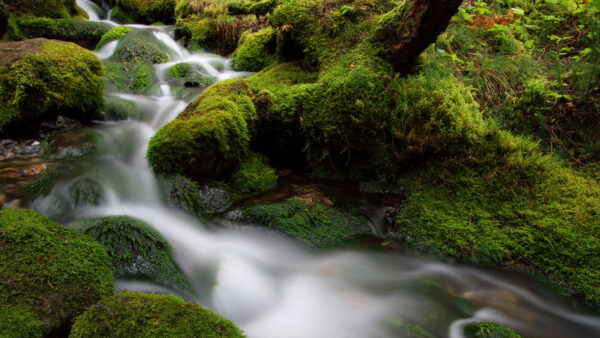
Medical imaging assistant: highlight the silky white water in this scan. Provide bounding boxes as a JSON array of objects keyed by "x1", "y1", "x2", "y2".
[{"x1": 34, "y1": 3, "x2": 600, "y2": 337}]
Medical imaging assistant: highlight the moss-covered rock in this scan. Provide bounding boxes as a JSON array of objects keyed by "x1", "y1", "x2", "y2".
[
  {"x1": 109, "y1": 5, "x2": 135, "y2": 24},
  {"x1": 231, "y1": 152, "x2": 277, "y2": 193},
  {"x1": 72, "y1": 216, "x2": 192, "y2": 293},
  {"x1": 0, "y1": 209, "x2": 114, "y2": 334},
  {"x1": 101, "y1": 97, "x2": 141, "y2": 120},
  {"x1": 232, "y1": 27, "x2": 277, "y2": 71},
  {"x1": 70, "y1": 291, "x2": 244, "y2": 337},
  {"x1": 66, "y1": 176, "x2": 105, "y2": 208},
  {"x1": 464, "y1": 321, "x2": 521, "y2": 338},
  {"x1": 4, "y1": 0, "x2": 87, "y2": 19},
  {"x1": 147, "y1": 79, "x2": 272, "y2": 179},
  {"x1": 96, "y1": 26, "x2": 132, "y2": 50},
  {"x1": 117, "y1": 0, "x2": 177, "y2": 24},
  {"x1": 0, "y1": 39, "x2": 104, "y2": 133},
  {"x1": 166, "y1": 62, "x2": 215, "y2": 88},
  {"x1": 9, "y1": 18, "x2": 111, "y2": 49},
  {"x1": 237, "y1": 198, "x2": 373, "y2": 248},
  {"x1": 0, "y1": 305, "x2": 45, "y2": 338}
]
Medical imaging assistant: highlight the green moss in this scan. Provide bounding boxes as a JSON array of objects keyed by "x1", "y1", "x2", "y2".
[
  {"x1": 109, "y1": 6, "x2": 135, "y2": 24},
  {"x1": 12, "y1": 18, "x2": 111, "y2": 48},
  {"x1": 4, "y1": 0, "x2": 87, "y2": 19},
  {"x1": 464, "y1": 321, "x2": 521, "y2": 338},
  {"x1": 166, "y1": 62, "x2": 215, "y2": 88},
  {"x1": 231, "y1": 152, "x2": 278, "y2": 193},
  {"x1": 232, "y1": 27, "x2": 277, "y2": 71},
  {"x1": 70, "y1": 291, "x2": 244, "y2": 337},
  {"x1": 0, "y1": 39, "x2": 104, "y2": 132},
  {"x1": 72, "y1": 216, "x2": 192, "y2": 293},
  {"x1": 177, "y1": 14, "x2": 259, "y2": 54},
  {"x1": 0, "y1": 305, "x2": 45, "y2": 338},
  {"x1": 68, "y1": 176, "x2": 105, "y2": 207},
  {"x1": 394, "y1": 129, "x2": 600, "y2": 306},
  {"x1": 96, "y1": 26, "x2": 132, "y2": 50},
  {"x1": 0, "y1": 209, "x2": 114, "y2": 333},
  {"x1": 118, "y1": 0, "x2": 177, "y2": 24},
  {"x1": 101, "y1": 97, "x2": 141, "y2": 120},
  {"x1": 147, "y1": 79, "x2": 271, "y2": 178},
  {"x1": 105, "y1": 62, "x2": 157, "y2": 94},
  {"x1": 109, "y1": 30, "x2": 171, "y2": 64},
  {"x1": 239, "y1": 199, "x2": 373, "y2": 248}
]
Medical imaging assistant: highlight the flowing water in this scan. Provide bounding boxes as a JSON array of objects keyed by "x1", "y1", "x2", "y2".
[{"x1": 28, "y1": 1, "x2": 600, "y2": 336}]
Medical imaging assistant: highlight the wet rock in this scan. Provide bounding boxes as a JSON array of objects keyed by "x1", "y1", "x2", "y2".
[
  {"x1": 68, "y1": 177, "x2": 105, "y2": 208},
  {"x1": 38, "y1": 115, "x2": 81, "y2": 138}
]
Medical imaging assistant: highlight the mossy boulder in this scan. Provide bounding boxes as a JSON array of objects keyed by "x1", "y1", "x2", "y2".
[
  {"x1": 109, "y1": 5, "x2": 135, "y2": 24},
  {"x1": 4, "y1": 0, "x2": 87, "y2": 19},
  {"x1": 72, "y1": 216, "x2": 192, "y2": 293},
  {"x1": 231, "y1": 152, "x2": 278, "y2": 193},
  {"x1": 104, "y1": 30, "x2": 172, "y2": 94},
  {"x1": 95, "y1": 26, "x2": 132, "y2": 50},
  {"x1": 0, "y1": 209, "x2": 114, "y2": 334},
  {"x1": 232, "y1": 27, "x2": 277, "y2": 72},
  {"x1": 101, "y1": 97, "x2": 141, "y2": 120},
  {"x1": 166, "y1": 62, "x2": 215, "y2": 88},
  {"x1": 0, "y1": 305, "x2": 45, "y2": 338},
  {"x1": 147, "y1": 79, "x2": 272, "y2": 179},
  {"x1": 0, "y1": 39, "x2": 104, "y2": 133},
  {"x1": 68, "y1": 176, "x2": 105, "y2": 208},
  {"x1": 9, "y1": 18, "x2": 111, "y2": 49},
  {"x1": 117, "y1": 0, "x2": 177, "y2": 24},
  {"x1": 70, "y1": 291, "x2": 244, "y2": 337},
  {"x1": 464, "y1": 321, "x2": 521, "y2": 338},
  {"x1": 236, "y1": 198, "x2": 374, "y2": 248}
]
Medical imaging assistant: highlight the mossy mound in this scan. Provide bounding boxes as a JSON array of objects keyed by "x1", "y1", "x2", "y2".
[
  {"x1": 237, "y1": 198, "x2": 373, "y2": 248},
  {"x1": 147, "y1": 79, "x2": 272, "y2": 179},
  {"x1": 0, "y1": 39, "x2": 104, "y2": 133},
  {"x1": 464, "y1": 321, "x2": 521, "y2": 338},
  {"x1": 0, "y1": 209, "x2": 114, "y2": 334},
  {"x1": 0, "y1": 305, "x2": 45, "y2": 338},
  {"x1": 166, "y1": 62, "x2": 215, "y2": 88},
  {"x1": 68, "y1": 176, "x2": 105, "y2": 208},
  {"x1": 394, "y1": 129, "x2": 600, "y2": 306},
  {"x1": 109, "y1": 5, "x2": 135, "y2": 24},
  {"x1": 104, "y1": 30, "x2": 172, "y2": 94},
  {"x1": 8, "y1": 18, "x2": 111, "y2": 49},
  {"x1": 70, "y1": 291, "x2": 244, "y2": 337},
  {"x1": 95, "y1": 26, "x2": 132, "y2": 50},
  {"x1": 101, "y1": 97, "x2": 141, "y2": 120},
  {"x1": 232, "y1": 27, "x2": 277, "y2": 71},
  {"x1": 231, "y1": 152, "x2": 277, "y2": 193},
  {"x1": 72, "y1": 216, "x2": 192, "y2": 293},
  {"x1": 117, "y1": 0, "x2": 177, "y2": 24},
  {"x1": 4, "y1": 0, "x2": 86, "y2": 19}
]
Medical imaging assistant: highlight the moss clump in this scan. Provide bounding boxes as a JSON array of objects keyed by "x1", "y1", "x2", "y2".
[
  {"x1": 70, "y1": 291, "x2": 244, "y2": 337},
  {"x1": 239, "y1": 199, "x2": 373, "y2": 248},
  {"x1": 0, "y1": 305, "x2": 45, "y2": 338},
  {"x1": 0, "y1": 39, "x2": 104, "y2": 132},
  {"x1": 232, "y1": 27, "x2": 277, "y2": 71},
  {"x1": 231, "y1": 152, "x2": 277, "y2": 193},
  {"x1": 394, "y1": 129, "x2": 600, "y2": 306},
  {"x1": 147, "y1": 79, "x2": 272, "y2": 179},
  {"x1": 96, "y1": 26, "x2": 132, "y2": 50},
  {"x1": 0, "y1": 209, "x2": 114, "y2": 333},
  {"x1": 105, "y1": 62, "x2": 157, "y2": 94},
  {"x1": 166, "y1": 62, "x2": 215, "y2": 88},
  {"x1": 72, "y1": 216, "x2": 192, "y2": 293},
  {"x1": 4, "y1": 0, "x2": 86, "y2": 19},
  {"x1": 464, "y1": 321, "x2": 521, "y2": 338},
  {"x1": 10, "y1": 18, "x2": 111, "y2": 49},
  {"x1": 101, "y1": 97, "x2": 141, "y2": 120},
  {"x1": 109, "y1": 5, "x2": 135, "y2": 24},
  {"x1": 118, "y1": 0, "x2": 177, "y2": 24}
]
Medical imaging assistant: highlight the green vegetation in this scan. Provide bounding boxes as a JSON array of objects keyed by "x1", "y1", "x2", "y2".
[
  {"x1": 70, "y1": 291, "x2": 245, "y2": 337},
  {"x1": 232, "y1": 27, "x2": 277, "y2": 71},
  {"x1": 101, "y1": 96, "x2": 141, "y2": 120},
  {"x1": 109, "y1": 6, "x2": 135, "y2": 24},
  {"x1": 0, "y1": 39, "x2": 104, "y2": 132},
  {"x1": 117, "y1": 0, "x2": 177, "y2": 24},
  {"x1": 96, "y1": 26, "x2": 132, "y2": 50},
  {"x1": 0, "y1": 305, "x2": 45, "y2": 338},
  {"x1": 3, "y1": 0, "x2": 87, "y2": 19},
  {"x1": 166, "y1": 62, "x2": 215, "y2": 88},
  {"x1": 72, "y1": 216, "x2": 192, "y2": 292},
  {"x1": 8, "y1": 18, "x2": 111, "y2": 48},
  {"x1": 464, "y1": 321, "x2": 521, "y2": 338},
  {"x1": 0, "y1": 209, "x2": 113, "y2": 334},
  {"x1": 231, "y1": 152, "x2": 277, "y2": 193},
  {"x1": 238, "y1": 198, "x2": 373, "y2": 248},
  {"x1": 68, "y1": 176, "x2": 105, "y2": 207}
]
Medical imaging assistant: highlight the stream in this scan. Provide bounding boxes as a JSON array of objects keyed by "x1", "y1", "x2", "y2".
[{"x1": 8, "y1": 1, "x2": 600, "y2": 336}]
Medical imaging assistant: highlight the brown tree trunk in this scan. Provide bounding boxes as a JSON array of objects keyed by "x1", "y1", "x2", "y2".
[{"x1": 376, "y1": 0, "x2": 463, "y2": 72}]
